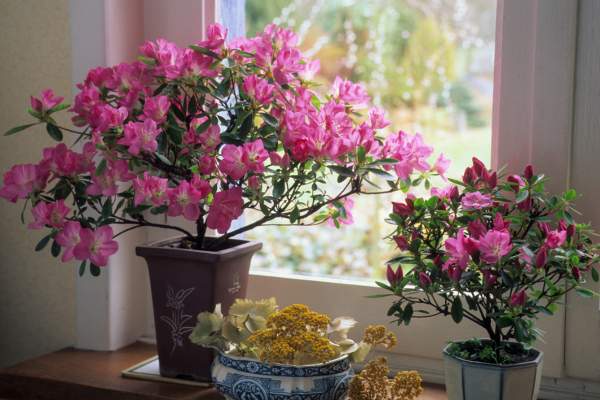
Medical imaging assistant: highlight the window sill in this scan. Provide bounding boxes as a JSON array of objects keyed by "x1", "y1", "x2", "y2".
[{"x1": 0, "y1": 342, "x2": 447, "y2": 400}]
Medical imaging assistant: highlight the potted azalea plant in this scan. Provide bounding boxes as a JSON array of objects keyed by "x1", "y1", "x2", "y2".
[
  {"x1": 189, "y1": 297, "x2": 401, "y2": 400},
  {"x1": 0, "y1": 23, "x2": 446, "y2": 380},
  {"x1": 377, "y1": 158, "x2": 600, "y2": 400}
]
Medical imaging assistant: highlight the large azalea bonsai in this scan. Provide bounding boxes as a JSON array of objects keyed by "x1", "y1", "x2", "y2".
[{"x1": 0, "y1": 23, "x2": 446, "y2": 275}]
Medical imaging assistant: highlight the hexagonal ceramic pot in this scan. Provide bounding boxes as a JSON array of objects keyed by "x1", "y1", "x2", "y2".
[
  {"x1": 443, "y1": 342, "x2": 543, "y2": 400},
  {"x1": 211, "y1": 352, "x2": 354, "y2": 400}
]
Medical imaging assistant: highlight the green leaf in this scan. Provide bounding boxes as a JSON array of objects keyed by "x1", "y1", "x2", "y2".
[
  {"x1": 90, "y1": 264, "x2": 101, "y2": 277},
  {"x1": 4, "y1": 123, "x2": 38, "y2": 136},
  {"x1": 78, "y1": 260, "x2": 87, "y2": 277},
  {"x1": 403, "y1": 303, "x2": 413, "y2": 325},
  {"x1": 262, "y1": 113, "x2": 279, "y2": 128},
  {"x1": 195, "y1": 119, "x2": 211, "y2": 134},
  {"x1": 102, "y1": 199, "x2": 113, "y2": 218},
  {"x1": 328, "y1": 165, "x2": 354, "y2": 177},
  {"x1": 46, "y1": 124, "x2": 63, "y2": 141},
  {"x1": 592, "y1": 268, "x2": 599, "y2": 282},
  {"x1": 49, "y1": 103, "x2": 70, "y2": 113},
  {"x1": 516, "y1": 189, "x2": 529, "y2": 203},
  {"x1": 155, "y1": 152, "x2": 172, "y2": 166},
  {"x1": 576, "y1": 288, "x2": 596, "y2": 298},
  {"x1": 189, "y1": 44, "x2": 220, "y2": 59},
  {"x1": 272, "y1": 179, "x2": 285, "y2": 199},
  {"x1": 151, "y1": 205, "x2": 168, "y2": 215},
  {"x1": 564, "y1": 188, "x2": 577, "y2": 201},
  {"x1": 51, "y1": 240, "x2": 61, "y2": 257},
  {"x1": 451, "y1": 297, "x2": 463, "y2": 323},
  {"x1": 375, "y1": 281, "x2": 393, "y2": 291},
  {"x1": 95, "y1": 159, "x2": 107, "y2": 176},
  {"x1": 35, "y1": 234, "x2": 52, "y2": 251},
  {"x1": 290, "y1": 207, "x2": 300, "y2": 223},
  {"x1": 357, "y1": 146, "x2": 366, "y2": 163},
  {"x1": 496, "y1": 316, "x2": 513, "y2": 328}
]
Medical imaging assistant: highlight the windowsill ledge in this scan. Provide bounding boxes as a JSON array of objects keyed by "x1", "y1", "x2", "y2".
[{"x1": 0, "y1": 342, "x2": 447, "y2": 399}]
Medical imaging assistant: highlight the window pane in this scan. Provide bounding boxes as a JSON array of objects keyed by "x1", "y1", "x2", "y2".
[{"x1": 243, "y1": 0, "x2": 496, "y2": 280}]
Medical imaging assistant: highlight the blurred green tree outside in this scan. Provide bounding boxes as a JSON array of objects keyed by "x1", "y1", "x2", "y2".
[{"x1": 244, "y1": 0, "x2": 496, "y2": 280}]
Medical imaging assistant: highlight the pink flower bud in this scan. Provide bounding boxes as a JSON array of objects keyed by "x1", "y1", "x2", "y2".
[
  {"x1": 572, "y1": 267, "x2": 581, "y2": 280},
  {"x1": 394, "y1": 235, "x2": 409, "y2": 251},
  {"x1": 524, "y1": 164, "x2": 534, "y2": 180},
  {"x1": 419, "y1": 272, "x2": 432, "y2": 287},
  {"x1": 386, "y1": 264, "x2": 403, "y2": 287},
  {"x1": 509, "y1": 289, "x2": 527, "y2": 307},
  {"x1": 535, "y1": 246, "x2": 548, "y2": 269},
  {"x1": 567, "y1": 224, "x2": 576, "y2": 239},
  {"x1": 472, "y1": 157, "x2": 486, "y2": 177}
]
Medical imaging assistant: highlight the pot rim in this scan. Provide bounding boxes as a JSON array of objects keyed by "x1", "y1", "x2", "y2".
[
  {"x1": 217, "y1": 350, "x2": 350, "y2": 369},
  {"x1": 443, "y1": 340, "x2": 543, "y2": 369},
  {"x1": 135, "y1": 235, "x2": 262, "y2": 262}
]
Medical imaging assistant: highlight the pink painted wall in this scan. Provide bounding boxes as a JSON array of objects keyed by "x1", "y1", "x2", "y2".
[{"x1": 104, "y1": 0, "x2": 207, "y2": 65}]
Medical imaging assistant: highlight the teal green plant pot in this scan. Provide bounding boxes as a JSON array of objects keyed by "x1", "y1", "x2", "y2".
[{"x1": 443, "y1": 342, "x2": 543, "y2": 400}]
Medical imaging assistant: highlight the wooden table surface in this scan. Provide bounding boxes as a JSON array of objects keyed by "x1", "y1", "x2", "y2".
[{"x1": 0, "y1": 342, "x2": 447, "y2": 399}]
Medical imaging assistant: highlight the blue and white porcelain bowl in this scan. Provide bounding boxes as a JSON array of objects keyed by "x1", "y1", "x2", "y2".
[{"x1": 211, "y1": 351, "x2": 354, "y2": 400}]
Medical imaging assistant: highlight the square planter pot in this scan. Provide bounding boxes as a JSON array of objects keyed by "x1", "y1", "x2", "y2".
[
  {"x1": 443, "y1": 342, "x2": 543, "y2": 400},
  {"x1": 136, "y1": 236, "x2": 262, "y2": 381}
]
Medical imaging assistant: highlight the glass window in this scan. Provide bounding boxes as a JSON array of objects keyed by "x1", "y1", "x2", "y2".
[{"x1": 242, "y1": 0, "x2": 496, "y2": 281}]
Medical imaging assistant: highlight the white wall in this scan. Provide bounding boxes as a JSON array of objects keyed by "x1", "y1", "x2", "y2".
[{"x1": 0, "y1": 0, "x2": 75, "y2": 367}]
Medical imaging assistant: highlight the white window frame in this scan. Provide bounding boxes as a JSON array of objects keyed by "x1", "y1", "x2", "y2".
[{"x1": 72, "y1": 1, "x2": 598, "y2": 397}]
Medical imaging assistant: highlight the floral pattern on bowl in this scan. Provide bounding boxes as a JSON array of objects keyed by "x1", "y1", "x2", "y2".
[{"x1": 212, "y1": 351, "x2": 353, "y2": 400}]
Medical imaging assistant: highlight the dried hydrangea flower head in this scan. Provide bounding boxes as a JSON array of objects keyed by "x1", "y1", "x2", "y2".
[
  {"x1": 248, "y1": 304, "x2": 337, "y2": 364},
  {"x1": 348, "y1": 357, "x2": 423, "y2": 400}
]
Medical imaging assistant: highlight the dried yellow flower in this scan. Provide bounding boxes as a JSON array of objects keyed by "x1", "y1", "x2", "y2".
[
  {"x1": 363, "y1": 325, "x2": 397, "y2": 349},
  {"x1": 248, "y1": 304, "x2": 337, "y2": 364},
  {"x1": 348, "y1": 357, "x2": 423, "y2": 400}
]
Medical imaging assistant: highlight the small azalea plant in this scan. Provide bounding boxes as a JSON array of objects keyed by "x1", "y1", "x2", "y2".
[
  {"x1": 378, "y1": 158, "x2": 600, "y2": 363},
  {"x1": 189, "y1": 298, "x2": 396, "y2": 365},
  {"x1": 0, "y1": 23, "x2": 445, "y2": 275}
]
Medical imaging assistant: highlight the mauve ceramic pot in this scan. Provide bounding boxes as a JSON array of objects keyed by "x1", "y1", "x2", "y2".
[
  {"x1": 136, "y1": 236, "x2": 262, "y2": 381},
  {"x1": 443, "y1": 342, "x2": 543, "y2": 400}
]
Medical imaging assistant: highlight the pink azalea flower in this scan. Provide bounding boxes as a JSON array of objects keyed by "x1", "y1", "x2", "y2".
[
  {"x1": 30, "y1": 89, "x2": 64, "y2": 114},
  {"x1": 198, "y1": 155, "x2": 217, "y2": 175},
  {"x1": 299, "y1": 59, "x2": 320, "y2": 80},
  {"x1": 444, "y1": 228, "x2": 471, "y2": 270},
  {"x1": 85, "y1": 66, "x2": 114, "y2": 88},
  {"x1": 368, "y1": 107, "x2": 390, "y2": 129},
  {"x1": 478, "y1": 230, "x2": 512, "y2": 264},
  {"x1": 198, "y1": 23, "x2": 227, "y2": 50},
  {"x1": 461, "y1": 191, "x2": 493, "y2": 210},
  {"x1": 269, "y1": 151, "x2": 290, "y2": 168},
  {"x1": 118, "y1": 119, "x2": 161, "y2": 156},
  {"x1": 384, "y1": 131, "x2": 433, "y2": 179},
  {"x1": 272, "y1": 47, "x2": 303, "y2": 84},
  {"x1": 468, "y1": 219, "x2": 488, "y2": 239},
  {"x1": 87, "y1": 104, "x2": 128, "y2": 134},
  {"x1": 28, "y1": 200, "x2": 70, "y2": 230},
  {"x1": 431, "y1": 185, "x2": 459, "y2": 200},
  {"x1": 545, "y1": 229, "x2": 567, "y2": 249},
  {"x1": 74, "y1": 225, "x2": 119, "y2": 267},
  {"x1": 132, "y1": 172, "x2": 168, "y2": 206},
  {"x1": 243, "y1": 75, "x2": 274, "y2": 104},
  {"x1": 219, "y1": 145, "x2": 247, "y2": 180},
  {"x1": 185, "y1": 118, "x2": 221, "y2": 150},
  {"x1": 331, "y1": 77, "x2": 370, "y2": 107},
  {"x1": 87, "y1": 160, "x2": 134, "y2": 197},
  {"x1": 70, "y1": 85, "x2": 102, "y2": 127},
  {"x1": 327, "y1": 197, "x2": 354, "y2": 227},
  {"x1": 242, "y1": 139, "x2": 269, "y2": 173},
  {"x1": 142, "y1": 95, "x2": 170, "y2": 123},
  {"x1": 0, "y1": 164, "x2": 48, "y2": 202},
  {"x1": 206, "y1": 187, "x2": 244, "y2": 234},
  {"x1": 167, "y1": 180, "x2": 207, "y2": 221},
  {"x1": 493, "y1": 212, "x2": 510, "y2": 231},
  {"x1": 140, "y1": 38, "x2": 184, "y2": 79},
  {"x1": 433, "y1": 153, "x2": 451, "y2": 179},
  {"x1": 55, "y1": 221, "x2": 82, "y2": 262},
  {"x1": 40, "y1": 143, "x2": 89, "y2": 177},
  {"x1": 509, "y1": 289, "x2": 527, "y2": 307}
]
